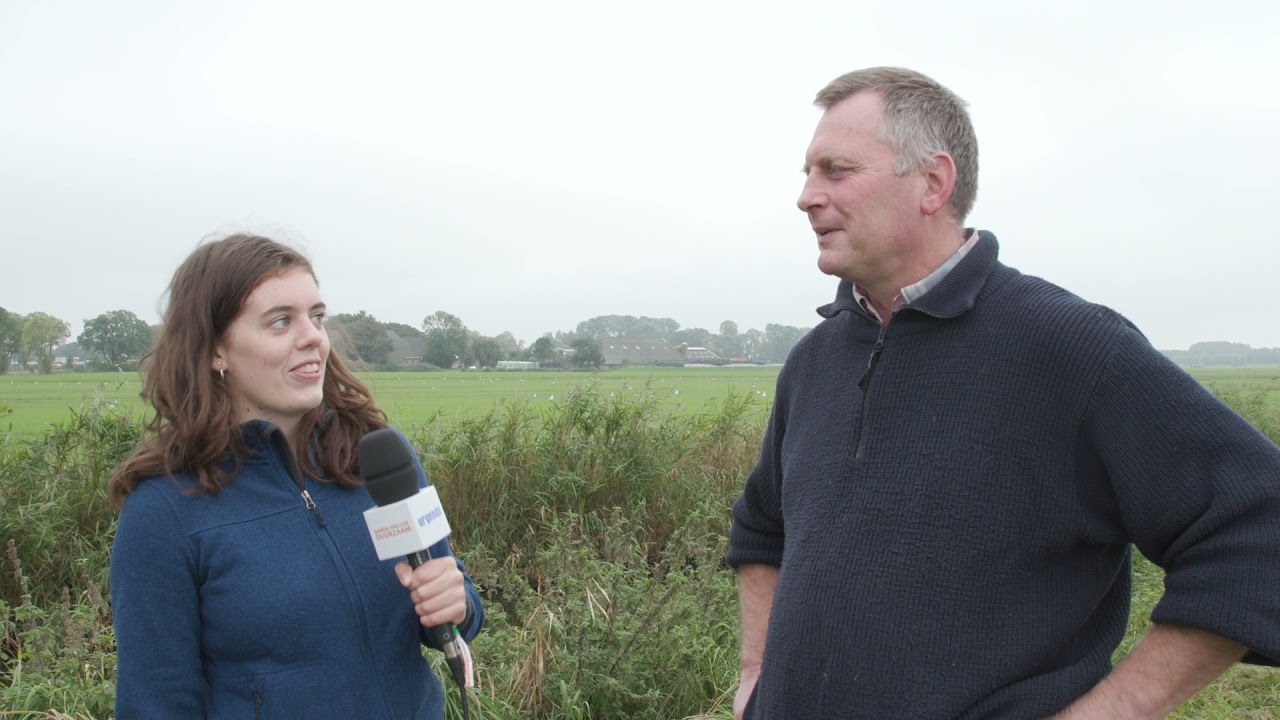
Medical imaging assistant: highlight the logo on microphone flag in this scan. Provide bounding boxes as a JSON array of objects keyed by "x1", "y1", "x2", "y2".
[{"x1": 363, "y1": 486, "x2": 452, "y2": 560}]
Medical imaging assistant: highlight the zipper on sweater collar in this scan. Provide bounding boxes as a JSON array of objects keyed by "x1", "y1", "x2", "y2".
[
  {"x1": 817, "y1": 231, "x2": 1000, "y2": 323},
  {"x1": 858, "y1": 324, "x2": 889, "y2": 390},
  {"x1": 261, "y1": 423, "x2": 327, "y2": 528}
]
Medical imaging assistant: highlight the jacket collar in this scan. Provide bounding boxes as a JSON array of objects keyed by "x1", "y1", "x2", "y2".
[
  {"x1": 817, "y1": 231, "x2": 1000, "y2": 321},
  {"x1": 239, "y1": 419, "x2": 281, "y2": 450},
  {"x1": 237, "y1": 407, "x2": 333, "y2": 451}
]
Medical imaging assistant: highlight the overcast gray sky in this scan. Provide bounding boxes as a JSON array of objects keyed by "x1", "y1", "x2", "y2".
[{"x1": 2, "y1": 0, "x2": 1277, "y2": 351}]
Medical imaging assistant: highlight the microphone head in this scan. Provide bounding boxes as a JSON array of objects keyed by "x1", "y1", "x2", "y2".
[{"x1": 358, "y1": 428, "x2": 421, "y2": 507}]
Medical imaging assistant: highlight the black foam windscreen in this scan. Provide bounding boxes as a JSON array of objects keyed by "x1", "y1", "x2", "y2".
[{"x1": 358, "y1": 428, "x2": 420, "y2": 507}]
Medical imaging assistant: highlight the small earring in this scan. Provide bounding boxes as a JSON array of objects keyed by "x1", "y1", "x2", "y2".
[{"x1": 219, "y1": 366, "x2": 226, "y2": 381}]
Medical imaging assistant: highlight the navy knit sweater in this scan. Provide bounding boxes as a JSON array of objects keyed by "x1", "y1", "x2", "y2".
[{"x1": 727, "y1": 232, "x2": 1280, "y2": 719}]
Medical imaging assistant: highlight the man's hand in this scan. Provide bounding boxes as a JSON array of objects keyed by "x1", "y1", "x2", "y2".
[
  {"x1": 734, "y1": 666, "x2": 760, "y2": 720},
  {"x1": 1046, "y1": 624, "x2": 1246, "y2": 719},
  {"x1": 395, "y1": 558, "x2": 468, "y2": 628}
]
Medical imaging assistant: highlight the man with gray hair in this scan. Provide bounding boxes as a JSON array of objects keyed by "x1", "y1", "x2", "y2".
[{"x1": 726, "y1": 67, "x2": 1280, "y2": 719}]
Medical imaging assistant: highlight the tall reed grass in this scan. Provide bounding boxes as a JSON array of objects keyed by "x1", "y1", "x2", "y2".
[
  {"x1": 410, "y1": 384, "x2": 762, "y2": 718},
  {"x1": 2, "y1": 388, "x2": 132, "y2": 717},
  {"x1": 1, "y1": 383, "x2": 762, "y2": 718},
  {"x1": 2, "y1": 382, "x2": 1278, "y2": 718}
]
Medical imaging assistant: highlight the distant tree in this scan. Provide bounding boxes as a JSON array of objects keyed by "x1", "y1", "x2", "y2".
[
  {"x1": 383, "y1": 322, "x2": 424, "y2": 340},
  {"x1": 671, "y1": 327, "x2": 713, "y2": 347},
  {"x1": 530, "y1": 336, "x2": 555, "y2": 365},
  {"x1": 55, "y1": 341, "x2": 89, "y2": 365},
  {"x1": 761, "y1": 323, "x2": 808, "y2": 364},
  {"x1": 78, "y1": 309, "x2": 152, "y2": 367},
  {"x1": 471, "y1": 337, "x2": 505, "y2": 369},
  {"x1": 576, "y1": 315, "x2": 624, "y2": 340},
  {"x1": 646, "y1": 316, "x2": 680, "y2": 339},
  {"x1": 22, "y1": 312, "x2": 70, "y2": 374},
  {"x1": 741, "y1": 328, "x2": 765, "y2": 362},
  {"x1": 421, "y1": 311, "x2": 469, "y2": 369},
  {"x1": 0, "y1": 306, "x2": 22, "y2": 374},
  {"x1": 1162, "y1": 341, "x2": 1280, "y2": 367},
  {"x1": 576, "y1": 315, "x2": 681, "y2": 341},
  {"x1": 710, "y1": 319, "x2": 745, "y2": 359},
  {"x1": 570, "y1": 337, "x2": 605, "y2": 369},
  {"x1": 493, "y1": 331, "x2": 523, "y2": 357},
  {"x1": 330, "y1": 311, "x2": 394, "y2": 365}
]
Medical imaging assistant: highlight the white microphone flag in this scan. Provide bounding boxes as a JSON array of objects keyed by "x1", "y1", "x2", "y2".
[{"x1": 362, "y1": 486, "x2": 452, "y2": 561}]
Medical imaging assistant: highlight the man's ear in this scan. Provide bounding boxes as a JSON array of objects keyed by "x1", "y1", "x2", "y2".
[{"x1": 920, "y1": 152, "x2": 957, "y2": 217}]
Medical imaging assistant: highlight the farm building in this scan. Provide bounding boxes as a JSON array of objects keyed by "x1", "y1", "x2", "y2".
[
  {"x1": 601, "y1": 338, "x2": 684, "y2": 366},
  {"x1": 679, "y1": 346, "x2": 724, "y2": 364},
  {"x1": 599, "y1": 338, "x2": 722, "y2": 366},
  {"x1": 496, "y1": 360, "x2": 539, "y2": 370},
  {"x1": 388, "y1": 330, "x2": 427, "y2": 364}
]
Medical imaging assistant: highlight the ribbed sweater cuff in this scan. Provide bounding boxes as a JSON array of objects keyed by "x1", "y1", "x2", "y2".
[
  {"x1": 726, "y1": 521, "x2": 784, "y2": 569},
  {"x1": 1152, "y1": 590, "x2": 1280, "y2": 667}
]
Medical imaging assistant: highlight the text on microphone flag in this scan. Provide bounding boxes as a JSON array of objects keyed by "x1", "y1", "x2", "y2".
[{"x1": 362, "y1": 486, "x2": 452, "y2": 561}]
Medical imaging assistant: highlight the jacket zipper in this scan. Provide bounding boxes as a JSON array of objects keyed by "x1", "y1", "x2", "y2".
[
  {"x1": 254, "y1": 691, "x2": 263, "y2": 720},
  {"x1": 312, "y1": 503, "x2": 399, "y2": 718},
  {"x1": 854, "y1": 324, "x2": 889, "y2": 460},
  {"x1": 300, "y1": 488, "x2": 326, "y2": 528},
  {"x1": 266, "y1": 426, "x2": 395, "y2": 718},
  {"x1": 273, "y1": 432, "x2": 327, "y2": 528}
]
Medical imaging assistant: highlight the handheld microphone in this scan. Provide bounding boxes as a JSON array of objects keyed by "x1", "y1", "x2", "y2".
[{"x1": 358, "y1": 428, "x2": 466, "y2": 683}]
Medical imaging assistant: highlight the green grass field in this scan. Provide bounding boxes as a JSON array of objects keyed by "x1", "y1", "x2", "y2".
[
  {"x1": 6, "y1": 365, "x2": 1280, "y2": 442},
  {"x1": 0, "y1": 366, "x2": 785, "y2": 441},
  {"x1": 1, "y1": 373, "x2": 147, "y2": 440},
  {"x1": 1193, "y1": 367, "x2": 1280, "y2": 409}
]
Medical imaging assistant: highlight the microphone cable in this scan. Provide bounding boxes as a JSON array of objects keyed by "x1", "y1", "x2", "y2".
[{"x1": 442, "y1": 630, "x2": 470, "y2": 720}]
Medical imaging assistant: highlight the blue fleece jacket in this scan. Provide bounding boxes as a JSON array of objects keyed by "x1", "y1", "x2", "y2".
[
  {"x1": 727, "y1": 233, "x2": 1280, "y2": 719},
  {"x1": 110, "y1": 423, "x2": 484, "y2": 719}
]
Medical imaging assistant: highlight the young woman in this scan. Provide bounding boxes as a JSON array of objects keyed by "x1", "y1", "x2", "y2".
[{"x1": 109, "y1": 233, "x2": 483, "y2": 719}]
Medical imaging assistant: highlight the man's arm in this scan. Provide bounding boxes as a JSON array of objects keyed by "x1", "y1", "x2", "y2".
[
  {"x1": 735, "y1": 563, "x2": 780, "y2": 720},
  {"x1": 1049, "y1": 623, "x2": 1246, "y2": 720}
]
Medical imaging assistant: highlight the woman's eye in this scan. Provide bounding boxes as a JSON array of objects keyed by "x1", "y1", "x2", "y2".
[
  {"x1": 269, "y1": 317, "x2": 290, "y2": 329},
  {"x1": 311, "y1": 312, "x2": 327, "y2": 325}
]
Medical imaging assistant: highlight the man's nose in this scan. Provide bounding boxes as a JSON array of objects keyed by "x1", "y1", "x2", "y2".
[{"x1": 797, "y1": 174, "x2": 826, "y2": 213}]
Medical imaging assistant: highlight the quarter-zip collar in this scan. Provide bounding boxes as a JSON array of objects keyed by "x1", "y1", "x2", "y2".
[{"x1": 817, "y1": 230, "x2": 1001, "y2": 323}]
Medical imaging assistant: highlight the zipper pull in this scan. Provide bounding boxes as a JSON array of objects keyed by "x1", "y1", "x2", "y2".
[
  {"x1": 300, "y1": 489, "x2": 327, "y2": 528},
  {"x1": 858, "y1": 326, "x2": 889, "y2": 390}
]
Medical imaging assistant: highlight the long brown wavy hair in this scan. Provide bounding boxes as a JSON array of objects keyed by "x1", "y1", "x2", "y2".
[{"x1": 108, "y1": 233, "x2": 386, "y2": 509}]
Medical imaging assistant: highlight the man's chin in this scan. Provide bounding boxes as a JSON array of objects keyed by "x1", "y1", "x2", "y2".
[{"x1": 816, "y1": 254, "x2": 850, "y2": 279}]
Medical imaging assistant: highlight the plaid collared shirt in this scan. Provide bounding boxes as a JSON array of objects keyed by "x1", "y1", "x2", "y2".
[{"x1": 852, "y1": 228, "x2": 981, "y2": 325}]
